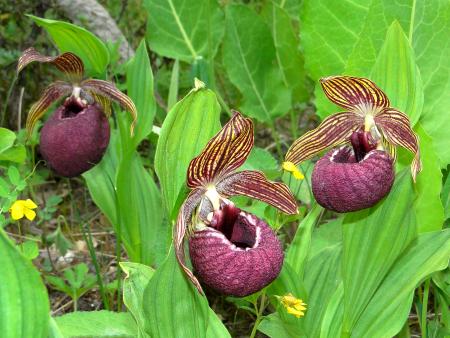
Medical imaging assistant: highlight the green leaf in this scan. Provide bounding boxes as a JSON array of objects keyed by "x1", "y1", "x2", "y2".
[
  {"x1": 259, "y1": 312, "x2": 305, "y2": 338},
  {"x1": 144, "y1": 0, "x2": 224, "y2": 62},
  {"x1": 168, "y1": 59, "x2": 180, "y2": 110},
  {"x1": 262, "y1": 2, "x2": 308, "y2": 103},
  {"x1": 320, "y1": 283, "x2": 344, "y2": 338},
  {"x1": 0, "y1": 127, "x2": 16, "y2": 154},
  {"x1": 154, "y1": 86, "x2": 221, "y2": 215},
  {"x1": 121, "y1": 262, "x2": 155, "y2": 338},
  {"x1": 0, "y1": 145, "x2": 26, "y2": 163},
  {"x1": 0, "y1": 229, "x2": 49, "y2": 338},
  {"x1": 413, "y1": 124, "x2": 444, "y2": 232},
  {"x1": 126, "y1": 40, "x2": 156, "y2": 147},
  {"x1": 285, "y1": 204, "x2": 323, "y2": 278},
  {"x1": 443, "y1": 174, "x2": 450, "y2": 221},
  {"x1": 142, "y1": 249, "x2": 209, "y2": 338},
  {"x1": 206, "y1": 311, "x2": 231, "y2": 338},
  {"x1": 17, "y1": 240, "x2": 39, "y2": 260},
  {"x1": 370, "y1": 21, "x2": 423, "y2": 125},
  {"x1": 53, "y1": 311, "x2": 137, "y2": 338},
  {"x1": 7, "y1": 166, "x2": 21, "y2": 186},
  {"x1": 223, "y1": 4, "x2": 291, "y2": 122},
  {"x1": 116, "y1": 151, "x2": 166, "y2": 266},
  {"x1": 341, "y1": 171, "x2": 417, "y2": 334},
  {"x1": 241, "y1": 147, "x2": 278, "y2": 173},
  {"x1": 352, "y1": 230, "x2": 450, "y2": 337},
  {"x1": 28, "y1": 15, "x2": 109, "y2": 76}
]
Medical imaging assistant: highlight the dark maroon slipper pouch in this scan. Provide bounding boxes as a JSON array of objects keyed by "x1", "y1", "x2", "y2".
[
  {"x1": 40, "y1": 101, "x2": 110, "y2": 177},
  {"x1": 311, "y1": 146, "x2": 394, "y2": 212},
  {"x1": 189, "y1": 210, "x2": 284, "y2": 297}
]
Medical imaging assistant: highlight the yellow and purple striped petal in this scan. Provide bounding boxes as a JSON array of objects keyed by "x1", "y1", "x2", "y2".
[
  {"x1": 285, "y1": 112, "x2": 363, "y2": 165},
  {"x1": 217, "y1": 170, "x2": 298, "y2": 214},
  {"x1": 17, "y1": 47, "x2": 84, "y2": 82},
  {"x1": 320, "y1": 76, "x2": 390, "y2": 111},
  {"x1": 374, "y1": 108, "x2": 421, "y2": 181},
  {"x1": 187, "y1": 111, "x2": 253, "y2": 188},
  {"x1": 25, "y1": 81, "x2": 73, "y2": 137},
  {"x1": 174, "y1": 189, "x2": 204, "y2": 294},
  {"x1": 81, "y1": 79, "x2": 137, "y2": 135}
]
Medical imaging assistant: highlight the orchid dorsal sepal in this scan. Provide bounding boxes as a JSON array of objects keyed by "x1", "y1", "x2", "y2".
[
  {"x1": 17, "y1": 48, "x2": 137, "y2": 136},
  {"x1": 175, "y1": 111, "x2": 298, "y2": 294},
  {"x1": 286, "y1": 75, "x2": 421, "y2": 181}
]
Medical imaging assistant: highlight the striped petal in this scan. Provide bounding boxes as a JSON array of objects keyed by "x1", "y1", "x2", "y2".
[
  {"x1": 285, "y1": 112, "x2": 363, "y2": 165},
  {"x1": 26, "y1": 81, "x2": 73, "y2": 137},
  {"x1": 217, "y1": 170, "x2": 298, "y2": 214},
  {"x1": 81, "y1": 79, "x2": 137, "y2": 135},
  {"x1": 187, "y1": 111, "x2": 253, "y2": 188},
  {"x1": 174, "y1": 189, "x2": 204, "y2": 294},
  {"x1": 375, "y1": 108, "x2": 421, "y2": 181},
  {"x1": 320, "y1": 76, "x2": 390, "y2": 111},
  {"x1": 17, "y1": 47, "x2": 84, "y2": 82}
]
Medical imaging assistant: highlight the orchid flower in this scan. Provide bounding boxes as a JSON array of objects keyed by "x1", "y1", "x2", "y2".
[
  {"x1": 175, "y1": 111, "x2": 297, "y2": 296},
  {"x1": 284, "y1": 76, "x2": 421, "y2": 212},
  {"x1": 17, "y1": 48, "x2": 137, "y2": 177}
]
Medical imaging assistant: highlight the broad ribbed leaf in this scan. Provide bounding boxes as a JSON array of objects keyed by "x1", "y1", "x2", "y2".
[
  {"x1": 223, "y1": 4, "x2": 290, "y2": 122},
  {"x1": 206, "y1": 311, "x2": 231, "y2": 338},
  {"x1": 285, "y1": 112, "x2": 362, "y2": 165},
  {"x1": 320, "y1": 76, "x2": 390, "y2": 111},
  {"x1": 154, "y1": 86, "x2": 221, "y2": 214},
  {"x1": 81, "y1": 79, "x2": 137, "y2": 135},
  {"x1": 143, "y1": 249, "x2": 209, "y2": 338},
  {"x1": 28, "y1": 15, "x2": 109, "y2": 76},
  {"x1": 413, "y1": 124, "x2": 444, "y2": 232},
  {"x1": 53, "y1": 311, "x2": 137, "y2": 338},
  {"x1": 25, "y1": 81, "x2": 72, "y2": 136},
  {"x1": 341, "y1": 171, "x2": 417, "y2": 335},
  {"x1": 116, "y1": 152, "x2": 166, "y2": 265},
  {"x1": 375, "y1": 108, "x2": 421, "y2": 180},
  {"x1": 370, "y1": 21, "x2": 423, "y2": 125},
  {"x1": 263, "y1": 3, "x2": 308, "y2": 103},
  {"x1": 320, "y1": 284, "x2": 344, "y2": 338},
  {"x1": 143, "y1": 0, "x2": 224, "y2": 62},
  {"x1": 0, "y1": 229, "x2": 49, "y2": 338},
  {"x1": 352, "y1": 230, "x2": 450, "y2": 337},
  {"x1": 187, "y1": 111, "x2": 253, "y2": 188},
  {"x1": 259, "y1": 313, "x2": 305, "y2": 338},
  {"x1": 216, "y1": 170, "x2": 297, "y2": 214},
  {"x1": 126, "y1": 40, "x2": 155, "y2": 147},
  {"x1": 17, "y1": 47, "x2": 84, "y2": 81}
]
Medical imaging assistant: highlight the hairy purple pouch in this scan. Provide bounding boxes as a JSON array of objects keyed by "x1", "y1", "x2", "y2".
[
  {"x1": 40, "y1": 101, "x2": 110, "y2": 177},
  {"x1": 189, "y1": 208, "x2": 284, "y2": 297},
  {"x1": 311, "y1": 146, "x2": 394, "y2": 212}
]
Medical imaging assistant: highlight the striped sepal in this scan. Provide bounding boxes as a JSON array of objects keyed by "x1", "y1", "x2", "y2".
[
  {"x1": 25, "y1": 81, "x2": 72, "y2": 137},
  {"x1": 17, "y1": 47, "x2": 84, "y2": 82},
  {"x1": 285, "y1": 112, "x2": 362, "y2": 165},
  {"x1": 187, "y1": 111, "x2": 253, "y2": 189},
  {"x1": 320, "y1": 76, "x2": 390, "y2": 111},
  {"x1": 90, "y1": 91, "x2": 112, "y2": 117},
  {"x1": 375, "y1": 108, "x2": 421, "y2": 181},
  {"x1": 217, "y1": 170, "x2": 298, "y2": 215},
  {"x1": 81, "y1": 79, "x2": 137, "y2": 135},
  {"x1": 174, "y1": 189, "x2": 204, "y2": 294}
]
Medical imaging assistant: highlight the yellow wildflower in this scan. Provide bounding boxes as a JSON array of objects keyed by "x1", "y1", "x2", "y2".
[
  {"x1": 278, "y1": 293, "x2": 307, "y2": 318},
  {"x1": 9, "y1": 199, "x2": 38, "y2": 221},
  {"x1": 282, "y1": 162, "x2": 304, "y2": 180}
]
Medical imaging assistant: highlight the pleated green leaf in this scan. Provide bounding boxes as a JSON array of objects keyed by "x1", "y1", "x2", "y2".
[
  {"x1": 143, "y1": 0, "x2": 224, "y2": 62},
  {"x1": 371, "y1": 21, "x2": 423, "y2": 125},
  {"x1": 126, "y1": 40, "x2": 156, "y2": 147},
  {"x1": 154, "y1": 85, "x2": 221, "y2": 215},
  {"x1": 53, "y1": 311, "x2": 137, "y2": 338},
  {"x1": 0, "y1": 229, "x2": 49, "y2": 338},
  {"x1": 206, "y1": 311, "x2": 231, "y2": 338},
  {"x1": 341, "y1": 171, "x2": 417, "y2": 335},
  {"x1": 223, "y1": 4, "x2": 291, "y2": 122},
  {"x1": 352, "y1": 230, "x2": 450, "y2": 337},
  {"x1": 143, "y1": 249, "x2": 209, "y2": 338},
  {"x1": 28, "y1": 15, "x2": 109, "y2": 77},
  {"x1": 413, "y1": 124, "x2": 444, "y2": 232}
]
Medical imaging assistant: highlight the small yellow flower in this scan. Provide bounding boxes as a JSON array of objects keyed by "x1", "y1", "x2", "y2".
[
  {"x1": 9, "y1": 199, "x2": 38, "y2": 221},
  {"x1": 278, "y1": 293, "x2": 307, "y2": 318},
  {"x1": 282, "y1": 161, "x2": 304, "y2": 180}
]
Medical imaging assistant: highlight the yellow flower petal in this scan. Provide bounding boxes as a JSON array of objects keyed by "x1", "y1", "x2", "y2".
[
  {"x1": 24, "y1": 208, "x2": 36, "y2": 221},
  {"x1": 287, "y1": 307, "x2": 305, "y2": 318},
  {"x1": 9, "y1": 202, "x2": 25, "y2": 220},
  {"x1": 23, "y1": 199, "x2": 38, "y2": 209},
  {"x1": 282, "y1": 161, "x2": 297, "y2": 172}
]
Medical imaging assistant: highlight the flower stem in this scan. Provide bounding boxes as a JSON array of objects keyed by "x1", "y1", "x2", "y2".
[{"x1": 250, "y1": 290, "x2": 267, "y2": 338}]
